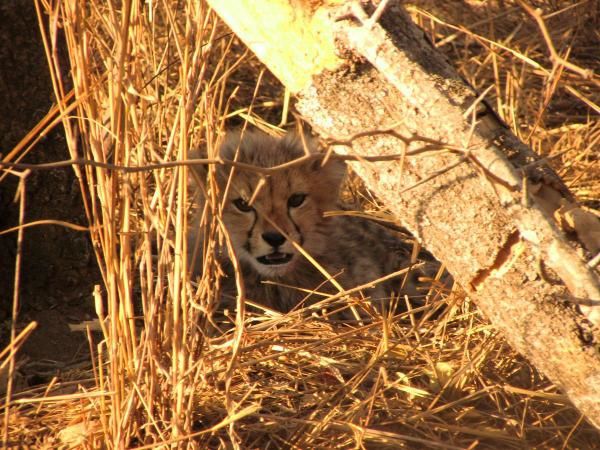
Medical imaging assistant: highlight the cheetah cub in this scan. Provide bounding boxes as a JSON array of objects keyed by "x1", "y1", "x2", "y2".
[{"x1": 189, "y1": 130, "x2": 432, "y2": 316}]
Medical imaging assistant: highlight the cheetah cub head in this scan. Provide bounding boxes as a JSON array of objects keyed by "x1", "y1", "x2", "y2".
[{"x1": 197, "y1": 130, "x2": 346, "y2": 278}]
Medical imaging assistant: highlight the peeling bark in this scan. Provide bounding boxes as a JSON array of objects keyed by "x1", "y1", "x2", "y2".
[{"x1": 208, "y1": 0, "x2": 600, "y2": 428}]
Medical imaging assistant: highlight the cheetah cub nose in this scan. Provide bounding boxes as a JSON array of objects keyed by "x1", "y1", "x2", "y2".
[{"x1": 262, "y1": 232, "x2": 286, "y2": 248}]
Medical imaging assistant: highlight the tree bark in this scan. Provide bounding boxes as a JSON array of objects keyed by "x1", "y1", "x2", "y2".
[{"x1": 207, "y1": 0, "x2": 600, "y2": 428}]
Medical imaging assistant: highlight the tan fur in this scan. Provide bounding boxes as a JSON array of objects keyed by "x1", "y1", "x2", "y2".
[{"x1": 189, "y1": 130, "x2": 427, "y2": 314}]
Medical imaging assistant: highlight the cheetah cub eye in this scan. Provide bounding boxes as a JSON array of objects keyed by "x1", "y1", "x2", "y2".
[
  {"x1": 287, "y1": 193, "x2": 307, "y2": 208},
  {"x1": 233, "y1": 198, "x2": 253, "y2": 212}
]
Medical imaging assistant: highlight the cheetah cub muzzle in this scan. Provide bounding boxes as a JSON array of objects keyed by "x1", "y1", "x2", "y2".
[{"x1": 189, "y1": 130, "x2": 442, "y2": 316}]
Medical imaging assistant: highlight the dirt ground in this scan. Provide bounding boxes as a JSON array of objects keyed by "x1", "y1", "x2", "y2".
[{"x1": 0, "y1": 1, "x2": 99, "y2": 386}]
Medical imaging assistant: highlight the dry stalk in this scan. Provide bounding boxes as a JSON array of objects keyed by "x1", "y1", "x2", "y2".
[{"x1": 2, "y1": 171, "x2": 29, "y2": 446}]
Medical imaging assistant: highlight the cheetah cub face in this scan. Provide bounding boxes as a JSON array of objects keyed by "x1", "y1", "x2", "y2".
[{"x1": 206, "y1": 131, "x2": 345, "y2": 278}]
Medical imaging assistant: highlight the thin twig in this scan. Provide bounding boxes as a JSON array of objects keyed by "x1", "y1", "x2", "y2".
[
  {"x1": 518, "y1": 1, "x2": 598, "y2": 84},
  {"x1": 0, "y1": 149, "x2": 442, "y2": 174},
  {"x1": 0, "y1": 220, "x2": 89, "y2": 236}
]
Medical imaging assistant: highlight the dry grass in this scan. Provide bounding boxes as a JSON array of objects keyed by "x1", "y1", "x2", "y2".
[{"x1": 1, "y1": 0, "x2": 599, "y2": 448}]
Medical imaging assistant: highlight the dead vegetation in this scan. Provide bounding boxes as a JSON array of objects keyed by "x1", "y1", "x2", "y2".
[{"x1": 1, "y1": 0, "x2": 599, "y2": 448}]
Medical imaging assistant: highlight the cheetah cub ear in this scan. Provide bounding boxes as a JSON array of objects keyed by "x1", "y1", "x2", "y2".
[
  {"x1": 311, "y1": 153, "x2": 347, "y2": 194},
  {"x1": 281, "y1": 132, "x2": 347, "y2": 194},
  {"x1": 187, "y1": 134, "x2": 227, "y2": 190},
  {"x1": 187, "y1": 147, "x2": 206, "y2": 190}
]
